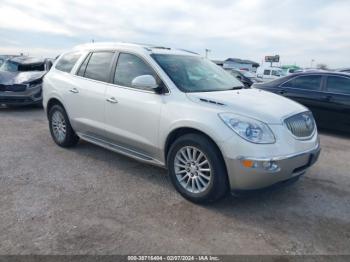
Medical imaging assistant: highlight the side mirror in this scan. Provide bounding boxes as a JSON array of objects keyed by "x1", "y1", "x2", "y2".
[
  {"x1": 131, "y1": 75, "x2": 158, "y2": 90},
  {"x1": 236, "y1": 76, "x2": 242, "y2": 80}
]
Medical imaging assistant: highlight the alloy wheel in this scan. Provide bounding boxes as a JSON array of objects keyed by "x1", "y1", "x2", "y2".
[
  {"x1": 51, "y1": 111, "x2": 67, "y2": 143},
  {"x1": 174, "y1": 146, "x2": 212, "y2": 194}
]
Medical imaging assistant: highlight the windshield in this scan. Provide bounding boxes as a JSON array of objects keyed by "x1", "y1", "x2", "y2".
[
  {"x1": 0, "y1": 60, "x2": 45, "y2": 72},
  {"x1": 151, "y1": 54, "x2": 243, "y2": 92},
  {"x1": 0, "y1": 60, "x2": 18, "y2": 72}
]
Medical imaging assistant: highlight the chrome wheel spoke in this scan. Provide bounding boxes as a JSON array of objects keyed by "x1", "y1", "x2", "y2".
[
  {"x1": 179, "y1": 174, "x2": 189, "y2": 182},
  {"x1": 198, "y1": 171, "x2": 210, "y2": 180},
  {"x1": 198, "y1": 159, "x2": 208, "y2": 166}
]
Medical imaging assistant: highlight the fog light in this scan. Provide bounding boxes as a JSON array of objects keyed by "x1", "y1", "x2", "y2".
[{"x1": 262, "y1": 160, "x2": 279, "y2": 171}]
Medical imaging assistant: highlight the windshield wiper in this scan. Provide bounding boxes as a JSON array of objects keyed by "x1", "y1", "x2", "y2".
[{"x1": 230, "y1": 86, "x2": 243, "y2": 90}]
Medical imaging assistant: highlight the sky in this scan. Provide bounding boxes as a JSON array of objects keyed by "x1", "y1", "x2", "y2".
[{"x1": 0, "y1": 0, "x2": 349, "y2": 68}]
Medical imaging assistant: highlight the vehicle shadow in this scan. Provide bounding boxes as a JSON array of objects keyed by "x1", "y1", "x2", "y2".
[{"x1": 318, "y1": 128, "x2": 350, "y2": 139}]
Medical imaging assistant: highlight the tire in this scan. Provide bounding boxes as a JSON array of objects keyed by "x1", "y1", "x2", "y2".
[
  {"x1": 167, "y1": 133, "x2": 229, "y2": 203},
  {"x1": 48, "y1": 104, "x2": 79, "y2": 147}
]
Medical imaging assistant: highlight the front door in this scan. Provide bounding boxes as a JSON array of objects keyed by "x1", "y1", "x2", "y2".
[{"x1": 104, "y1": 52, "x2": 164, "y2": 159}]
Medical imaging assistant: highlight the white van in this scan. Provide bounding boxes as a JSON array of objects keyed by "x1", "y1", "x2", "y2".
[{"x1": 258, "y1": 67, "x2": 284, "y2": 82}]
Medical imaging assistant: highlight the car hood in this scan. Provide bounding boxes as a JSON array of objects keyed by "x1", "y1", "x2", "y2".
[
  {"x1": 0, "y1": 71, "x2": 46, "y2": 85},
  {"x1": 186, "y1": 88, "x2": 307, "y2": 124}
]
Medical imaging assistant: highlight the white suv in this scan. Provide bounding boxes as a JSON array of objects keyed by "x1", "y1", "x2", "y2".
[{"x1": 43, "y1": 43, "x2": 320, "y2": 203}]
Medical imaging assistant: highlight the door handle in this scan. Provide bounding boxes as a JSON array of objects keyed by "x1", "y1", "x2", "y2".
[
  {"x1": 106, "y1": 97, "x2": 118, "y2": 104},
  {"x1": 69, "y1": 88, "x2": 79, "y2": 94}
]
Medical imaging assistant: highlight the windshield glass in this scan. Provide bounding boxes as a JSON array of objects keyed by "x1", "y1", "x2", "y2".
[
  {"x1": 151, "y1": 54, "x2": 243, "y2": 92},
  {"x1": 0, "y1": 60, "x2": 18, "y2": 72},
  {"x1": 0, "y1": 60, "x2": 45, "y2": 72}
]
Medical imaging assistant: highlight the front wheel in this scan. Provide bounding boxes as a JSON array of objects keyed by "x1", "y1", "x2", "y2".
[
  {"x1": 48, "y1": 104, "x2": 79, "y2": 147},
  {"x1": 167, "y1": 134, "x2": 229, "y2": 203}
]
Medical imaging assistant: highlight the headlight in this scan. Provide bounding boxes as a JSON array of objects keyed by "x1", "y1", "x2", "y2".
[
  {"x1": 27, "y1": 79, "x2": 43, "y2": 88},
  {"x1": 219, "y1": 113, "x2": 275, "y2": 144}
]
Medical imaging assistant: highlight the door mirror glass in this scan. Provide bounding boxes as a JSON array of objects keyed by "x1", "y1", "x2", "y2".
[{"x1": 131, "y1": 75, "x2": 158, "y2": 89}]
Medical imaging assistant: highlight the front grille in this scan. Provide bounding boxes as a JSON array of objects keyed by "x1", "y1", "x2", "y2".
[
  {"x1": 0, "y1": 84, "x2": 27, "y2": 92},
  {"x1": 284, "y1": 111, "x2": 315, "y2": 138}
]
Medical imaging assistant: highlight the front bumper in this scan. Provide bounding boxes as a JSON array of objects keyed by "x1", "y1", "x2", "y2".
[
  {"x1": 0, "y1": 85, "x2": 42, "y2": 105},
  {"x1": 225, "y1": 143, "x2": 320, "y2": 190}
]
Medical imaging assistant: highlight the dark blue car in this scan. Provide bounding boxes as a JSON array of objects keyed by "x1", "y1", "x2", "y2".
[{"x1": 253, "y1": 71, "x2": 350, "y2": 132}]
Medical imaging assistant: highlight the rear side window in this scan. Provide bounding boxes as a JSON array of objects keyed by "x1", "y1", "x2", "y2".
[
  {"x1": 55, "y1": 52, "x2": 81, "y2": 73},
  {"x1": 83, "y1": 52, "x2": 115, "y2": 82},
  {"x1": 326, "y1": 76, "x2": 350, "y2": 95},
  {"x1": 114, "y1": 53, "x2": 158, "y2": 88},
  {"x1": 264, "y1": 70, "x2": 271, "y2": 75},
  {"x1": 281, "y1": 75, "x2": 322, "y2": 90}
]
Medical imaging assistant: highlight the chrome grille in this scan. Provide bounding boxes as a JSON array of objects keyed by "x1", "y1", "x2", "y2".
[{"x1": 284, "y1": 112, "x2": 315, "y2": 138}]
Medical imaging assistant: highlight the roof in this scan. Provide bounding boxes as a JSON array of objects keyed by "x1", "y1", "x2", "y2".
[
  {"x1": 9, "y1": 56, "x2": 46, "y2": 65},
  {"x1": 337, "y1": 67, "x2": 350, "y2": 72},
  {"x1": 291, "y1": 70, "x2": 350, "y2": 77},
  {"x1": 72, "y1": 42, "x2": 199, "y2": 56},
  {"x1": 224, "y1": 58, "x2": 260, "y2": 67}
]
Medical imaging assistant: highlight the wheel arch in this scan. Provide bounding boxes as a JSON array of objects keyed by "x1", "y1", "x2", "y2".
[
  {"x1": 164, "y1": 127, "x2": 227, "y2": 170},
  {"x1": 46, "y1": 97, "x2": 66, "y2": 119}
]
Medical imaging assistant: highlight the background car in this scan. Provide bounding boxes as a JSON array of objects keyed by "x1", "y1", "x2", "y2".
[
  {"x1": 281, "y1": 65, "x2": 301, "y2": 75},
  {"x1": 257, "y1": 67, "x2": 284, "y2": 82},
  {"x1": 0, "y1": 56, "x2": 52, "y2": 106},
  {"x1": 337, "y1": 68, "x2": 350, "y2": 73},
  {"x1": 0, "y1": 55, "x2": 17, "y2": 67},
  {"x1": 225, "y1": 68, "x2": 262, "y2": 87},
  {"x1": 253, "y1": 71, "x2": 350, "y2": 132}
]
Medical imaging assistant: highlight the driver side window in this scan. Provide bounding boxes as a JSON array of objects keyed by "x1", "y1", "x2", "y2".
[{"x1": 114, "y1": 53, "x2": 158, "y2": 89}]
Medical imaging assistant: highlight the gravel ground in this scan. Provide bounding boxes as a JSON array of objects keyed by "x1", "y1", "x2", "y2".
[{"x1": 0, "y1": 106, "x2": 349, "y2": 255}]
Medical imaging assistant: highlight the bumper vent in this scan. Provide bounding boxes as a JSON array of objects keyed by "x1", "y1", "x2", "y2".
[{"x1": 284, "y1": 111, "x2": 315, "y2": 138}]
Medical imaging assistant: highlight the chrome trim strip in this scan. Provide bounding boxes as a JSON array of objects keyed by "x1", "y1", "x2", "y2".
[{"x1": 77, "y1": 132, "x2": 165, "y2": 167}]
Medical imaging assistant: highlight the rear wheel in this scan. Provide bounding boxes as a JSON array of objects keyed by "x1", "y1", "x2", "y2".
[
  {"x1": 48, "y1": 104, "x2": 79, "y2": 147},
  {"x1": 167, "y1": 134, "x2": 228, "y2": 203}
]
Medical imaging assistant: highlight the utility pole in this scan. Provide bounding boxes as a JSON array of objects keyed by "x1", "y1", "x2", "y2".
[{"x1": 205, "y1": 48, "x2": 211, "y2": 58}]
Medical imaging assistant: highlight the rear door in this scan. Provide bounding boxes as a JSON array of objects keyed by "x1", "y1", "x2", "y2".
[
  {"x1": 68, "y1": 51, "x2": 115, "y2": 137},
  {"x1": 279, "y1": 75, "x2": 327, "y2": 125},
  {"x1": 324, "y1": 75, "x2": 350, "y2": 131}
]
